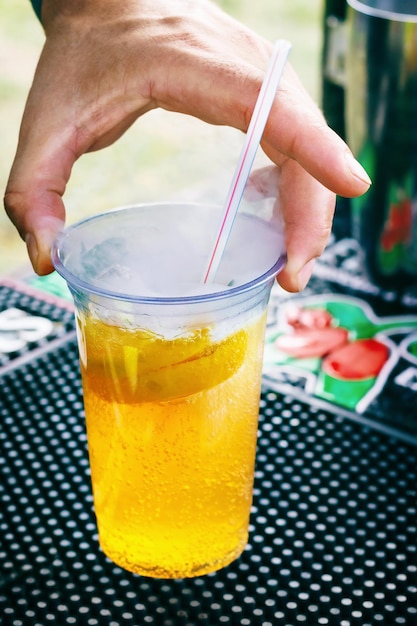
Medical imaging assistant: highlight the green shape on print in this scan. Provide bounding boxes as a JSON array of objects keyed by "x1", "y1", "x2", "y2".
[
  {"x1": 312, "y1": 301, "x2": 376, "y2": 339},
  {"x1": 316, "y1": 370, "x2": 376, "y2": 410},
  {"x1": 28, "y1": 271, "x2": 73, "y2": 301},
  {"x1": 408, "y1": 341, "x2": 417, "y2": 358},
  {"x1": 315, "y1": 299, "x2": 417, "y2": 339}
]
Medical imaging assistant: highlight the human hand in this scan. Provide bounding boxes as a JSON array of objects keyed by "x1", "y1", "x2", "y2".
[{"x1": 3, "y1": 0, "x2": 371, "y2": 291}]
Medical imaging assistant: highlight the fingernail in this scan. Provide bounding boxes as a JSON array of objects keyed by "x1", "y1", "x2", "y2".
[
  {"x1": 25, "y1": 233, "x2": 39, "y2": 272},
  {"x1": 297, "y1": 258, "x2": 317, "y2": 290},
  {"x1": 346, "y1": 152, "x2": 372, "y2": 186}
]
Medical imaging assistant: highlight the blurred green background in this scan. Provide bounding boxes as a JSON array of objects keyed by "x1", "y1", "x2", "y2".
[{"x1": 0, "y1": 0, "x2": 324, "y2": 275}]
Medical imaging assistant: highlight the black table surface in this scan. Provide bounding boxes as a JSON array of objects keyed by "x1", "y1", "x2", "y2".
[{"x1": 1, "y1": 238, "x2": 417, "y2": 626}]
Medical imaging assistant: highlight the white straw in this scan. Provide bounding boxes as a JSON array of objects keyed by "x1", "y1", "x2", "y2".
[{"x1": 203, "y1": 39, "x2": 291, "y2": 284}]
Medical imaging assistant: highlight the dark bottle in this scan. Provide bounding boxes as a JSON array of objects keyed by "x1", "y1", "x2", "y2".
[{"x1": 345, "y1": 0, "x2": 417, "y2": 289}]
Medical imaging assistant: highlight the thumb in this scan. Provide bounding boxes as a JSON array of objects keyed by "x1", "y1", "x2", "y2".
[
  {"x1": 4, "y1": 128, "x2": 73, "y2": 275},
  {"x1": 5, "y1": 161, "x2": 68, "y2": 275}
]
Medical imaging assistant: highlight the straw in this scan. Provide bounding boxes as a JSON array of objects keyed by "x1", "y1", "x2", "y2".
[{"x1": 203, "y1": 39, "x2": 292, "y2": 284}]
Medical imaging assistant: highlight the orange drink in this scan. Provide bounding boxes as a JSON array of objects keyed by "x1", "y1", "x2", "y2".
[
  {"x1": 52, "y1": 202, "x2": 285, "y2": 577},
  {"x1": 78, "y1": 310, "x2": 266, "y2": 577}
]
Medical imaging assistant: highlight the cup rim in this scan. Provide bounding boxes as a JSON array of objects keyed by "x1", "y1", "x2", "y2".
[{"x1": 51, "y1": 202, "x2": 286, "y2": 305}]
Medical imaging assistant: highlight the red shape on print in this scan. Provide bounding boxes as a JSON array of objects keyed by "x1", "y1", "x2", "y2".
[
  {"x1": 380, "y1": 199, "x2": 412, "y2": 252},
  {"x1": 322, "y1": 338, "x2": 389, "y2": 380}
]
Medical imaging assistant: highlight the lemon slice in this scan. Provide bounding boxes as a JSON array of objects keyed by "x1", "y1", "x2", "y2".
[{"x1": 82, "y1": 318, "x2": 248, "y2": 403}]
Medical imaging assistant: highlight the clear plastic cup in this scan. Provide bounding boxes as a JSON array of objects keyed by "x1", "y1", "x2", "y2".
[{"x1": 52, "y1": 201, "x2": 285, "y2": 578}]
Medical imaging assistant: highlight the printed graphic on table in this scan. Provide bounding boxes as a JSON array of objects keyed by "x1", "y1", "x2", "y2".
[
  {"x1": 264, "y1": 293, "x2": 417, "y2": 437},
  {"x1": 0, "y1": 281, "x2": 75, "y2": 372},
  {"x1": 0, "y1": 308, "x2": 56, "y2": 354}
]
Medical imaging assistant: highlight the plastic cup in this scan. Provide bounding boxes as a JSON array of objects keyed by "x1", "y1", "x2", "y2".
[{"x1": 52, "y1": 201, "x2": 285, "y2": 578}]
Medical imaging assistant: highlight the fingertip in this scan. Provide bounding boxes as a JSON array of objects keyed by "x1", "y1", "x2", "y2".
[
  {"x1": 25, "y1": 217, "x2": 64, "y2": 275},
  {"x1": 276, "y1": 257, "x2": 317, "y2": 293},
  {"x1": 345, "y1": 151, "x2": 372, "y2": 192},
  {"x1": 35, "y1": 254, "x2": 56, "y2": 276},
  {"x1": 25, "y1": 233, "x2": 54, "y2": 275}
]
